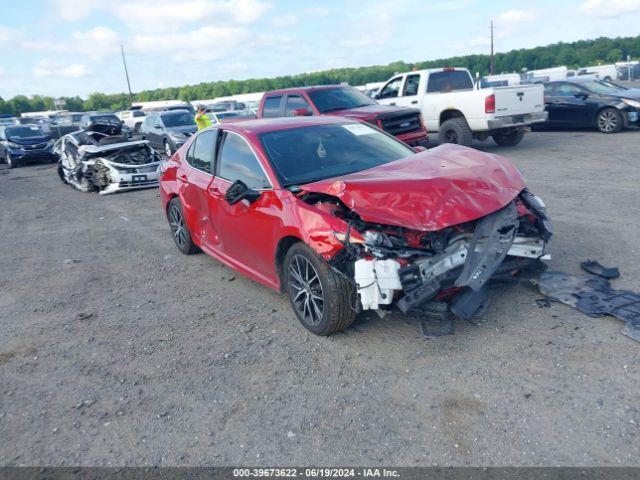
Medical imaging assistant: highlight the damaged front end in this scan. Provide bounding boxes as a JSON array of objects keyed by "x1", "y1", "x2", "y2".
[
  {"x1": 55, "y1": 131, "x2": 162, "y2": 195},
  {"x1": 302, "y1": 188, "x2": 552, "y2": 324}
]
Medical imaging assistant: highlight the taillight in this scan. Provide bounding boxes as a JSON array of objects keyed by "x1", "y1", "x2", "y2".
[{"x1": 485, "y1": 94, "x2": 495, "y2": 114}]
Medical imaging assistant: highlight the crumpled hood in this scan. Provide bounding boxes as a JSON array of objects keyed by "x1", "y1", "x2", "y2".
[
  {"x1": 329, "y1": 104, "x2": 420, "y2": 121},
  {"x1": 300, "y1": 144, "x2": 526, "y2": 231}
]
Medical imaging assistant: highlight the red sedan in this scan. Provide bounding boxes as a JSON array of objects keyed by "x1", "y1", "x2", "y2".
[{"x1": 160, "y1": 116, "x2": 551, "y2": 335}]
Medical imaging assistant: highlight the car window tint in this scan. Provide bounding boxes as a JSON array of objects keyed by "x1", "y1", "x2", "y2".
[
  {"x1": 217, "y1": 133, "x2": 270, "y2": 189},
  {"x1": 427, "y1": 71, "x2": 473, "y2": 93},
  {"x1": 403, "y1": 74, "x2": 420, "y2": 96},
  {"x1": 543, "y1": 83, "x2": 555, "y2": 95},
  {"x1": 379, "y1": 77, "x2": 402, "y2": 99},
  {"x1": 284, "y1": 95, "x2": 311, "y2": 116},
  {"x1": 262, "y1": 96, "x2": 282, "y2": 117},
  {"x1": 187, "y1": 130, "x2": 217, "y2": 173},
  {"x1": 554, "y1": 83, "x2": 582, "y2": 96}
]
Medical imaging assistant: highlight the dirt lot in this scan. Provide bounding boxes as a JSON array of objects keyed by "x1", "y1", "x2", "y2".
[{"x1": 1, "y1": 129, "x2": 639, "y2": 467}]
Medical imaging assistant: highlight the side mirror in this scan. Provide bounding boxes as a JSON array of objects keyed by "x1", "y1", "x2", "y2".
[
  {"x1": 293, "y1": 108, "x2": 312, "y2": 117},
  {"x1": 413, "y1": 145, "x2": 427, "y2": 152},
  {"x1": 225, "y1": 179, "x2": 261, "y2": 205}
]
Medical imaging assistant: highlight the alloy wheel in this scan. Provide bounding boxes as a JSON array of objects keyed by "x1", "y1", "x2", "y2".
[
  {"x1": 288, "y1": 254, "x2": 324, "y2": 326},
  {"x1": 169, "y1": 204, "x2": 187, "y2": 249},
  {"x1": 598, "y1": 110, "x2": 618, "y2": 132}
]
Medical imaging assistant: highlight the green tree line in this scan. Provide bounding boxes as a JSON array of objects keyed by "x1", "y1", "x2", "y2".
[{"x1": 1, "y1": 35, "x2": 639, "y2": 116}]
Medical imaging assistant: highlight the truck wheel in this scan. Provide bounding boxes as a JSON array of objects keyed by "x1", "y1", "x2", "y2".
[
  {"x1": 438, "y1": 117, "x2": 473, "y2": 146},
  {"x1": 492, "y1": 128, "x2": 525, "y2": 146},
  {"x1": 284, "y1": 242, "x2": 356, "y2": 336},
  {"x1": 596, "y1": 108, "x2": 622, "y2": 133}
]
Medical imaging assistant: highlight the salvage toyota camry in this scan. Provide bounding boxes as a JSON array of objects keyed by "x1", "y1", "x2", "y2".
[
  {"x1": 160, "y1": 116, "x2": 552, "y2": 335},
  {"x1": 55, "y1": 117, "x2": 162, "y2": 194}
]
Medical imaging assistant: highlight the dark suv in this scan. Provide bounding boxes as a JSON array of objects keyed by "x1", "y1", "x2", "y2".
[{"x1": 0, "y1": 124, "x2": 56, "y2": 168}]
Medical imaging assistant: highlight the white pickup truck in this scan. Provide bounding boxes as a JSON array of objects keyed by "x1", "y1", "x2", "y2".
[{"x1": 375, "y1": 67, "x2": 547, "y2": 146}]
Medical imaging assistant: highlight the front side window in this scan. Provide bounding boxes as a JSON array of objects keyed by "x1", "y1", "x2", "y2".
[
  {"x1": 187, "y1": 129, "x2": 217, "y2": 173},
  {"x1": 262, "y1": 96, "x2": 282, "y2": 117},
  {"x1": 260, "y1": 123, "x2": 414, "y2": 186},
  {"x1": 284, "y1": 95, "x2": 312, "y2": 116},
  {"x1": 554, "y1": 83, "x2": 583, "y2": 96},
  {"x1": 217, "y1": 132, "x2": 270, "y2": 190},
  {"x1": 426, "y1": 71, "x2": 473, "y2": 93},
  {"x1": 378, "y1": 78, "x2": 402, "y2": 99},
  {"x1": 402, "y1": 74, "x2": 420, "y2": 96}
]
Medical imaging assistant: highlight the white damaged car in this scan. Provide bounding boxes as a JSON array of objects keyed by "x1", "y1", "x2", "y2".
[{"x1": 54, "y1": 117, "x2": 163, "y2": 195}]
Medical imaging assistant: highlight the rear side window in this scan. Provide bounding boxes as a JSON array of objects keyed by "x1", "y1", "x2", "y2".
[
  {"x1": 284, "y1": 95, "x2": 311, "y2": 116},
  {"x1": 217, "y1": 132, "x2": 270, "y2": 190},
  {"x1": 403, "y1": 74, "x2": 420, "y2": 96},
  {"x1": 426, "y1": 71, "x2": 473, "y2": 93},
  {"x1": 187, "y1": 129, "x2": 217, "y2": 173},
  {"x1": 262, "y1": 96, "x2": 282, "y2": 117},
  {"x1": 554, "y1": 83, "x2": 583, "y2": 96}
]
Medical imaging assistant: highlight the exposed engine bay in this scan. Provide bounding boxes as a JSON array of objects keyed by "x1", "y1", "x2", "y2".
[
  {"x1": 302, "y1": 189, "x2": 552, "y2": 323},
  {"x1": 54, "y1": 120, "x2": 162, "y2": 195}
]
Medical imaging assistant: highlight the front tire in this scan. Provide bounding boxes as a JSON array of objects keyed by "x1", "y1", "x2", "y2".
[
  {"x1": 284, "y1": 243, "x2": 356, "y2": 336},
  {"x1": 167, "y1": 198, "x2": 199, "y2": 255},
  {"x1": 597, "y1": 108, "x2": 622, "y2": 133},
  {"x1": 438, "y1": 117, "x2": 473, "y2": 146},
  {"x1": 7, "y1": 156, "x2": 18, "y2": 168},
  {"x1": 492, "y1": 128, "x2": 525, "y2": 146}
]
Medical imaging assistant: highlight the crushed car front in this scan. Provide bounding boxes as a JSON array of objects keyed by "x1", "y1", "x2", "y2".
[{"x1": 261, "y1": 121, "x2": 551, "y2": 321}]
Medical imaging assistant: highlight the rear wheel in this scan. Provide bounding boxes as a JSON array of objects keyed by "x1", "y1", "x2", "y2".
[
  {"x1": 597, "y1": 108, "x2": 622, "y2": 133},
  {"x1": 438, "y1": 117, "x2": 473, "y2": 146},
  {"x1": 492, "y1": 128, "x2": 525, "y2": 146},
  {"x1": 167, "y1": 198, "x2": 199, "y2": 255},
  {"x1": 284, "y1": 243, "x2": 356, "y2": 336}
]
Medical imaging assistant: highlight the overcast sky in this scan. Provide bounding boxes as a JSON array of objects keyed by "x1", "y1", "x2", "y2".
[{"x1": 1, "y1": 0, "x2": 639, "y2": 99}]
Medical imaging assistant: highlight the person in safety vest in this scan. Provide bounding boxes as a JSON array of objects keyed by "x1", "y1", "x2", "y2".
[{"x1": 194, "y1": 104, "x2": 213, "y2": 130}]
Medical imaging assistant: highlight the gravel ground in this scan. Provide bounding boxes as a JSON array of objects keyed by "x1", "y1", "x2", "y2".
[{"x1": 1, "y1": 129, "x2": 639, "y2": 467}]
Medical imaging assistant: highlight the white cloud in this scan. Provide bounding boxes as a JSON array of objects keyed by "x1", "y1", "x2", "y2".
[
  {"x1": 48, "y1": 0, "x2": 107, "y2": 21},
  {"x1": 272, "y1": 13, "x2": 298, "y2": 27},
  {"x1": 73, "y1": 26, "x2": 120, "y2": 59},
  {"x1": 579, "y1": 0, "x2": 640, "y2": 17},
  {"x1": 304, "y1": 6, "x2": 329, "y2": 16},
  {"x1": 132, "y1": 26, "x2": 249, "y2": 61},
  {"x1": 34, "y1": 60, "x2": 91, "y2": 78},
  {"x1": 0, "y1": 25, "x2": 11, "y2": 43},
  {"x1": 113, "y1": 0, "x2": 270, "y2": 31},
  {"x1": 497, "y1": 9, "x2": 537, "y2": 25}
]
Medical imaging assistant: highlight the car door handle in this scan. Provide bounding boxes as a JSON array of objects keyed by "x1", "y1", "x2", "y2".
[
  {"x1": 411, "y1": 100, "x2": 418, "y2": 104},
  {"x1": 178, "y1": 174, "x2": 188, "y2": 182},
  {"x1": 389, "y1": 102, "x2": 396, "y2": 106}
]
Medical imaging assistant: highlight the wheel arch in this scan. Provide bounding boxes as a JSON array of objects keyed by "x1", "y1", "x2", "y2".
[
  {"x1": 440, "y1": 109, "x2": 466, "y2": 125},
  {"x1": 274, "y1": 235, "x2": 304, "y2": 292}
]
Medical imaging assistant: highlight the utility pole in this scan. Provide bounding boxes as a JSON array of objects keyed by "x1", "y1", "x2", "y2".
[
  {"x1": 121, "y1": 44, "x2": 134, "y2": 106},
  {"x1": 490, "y1": 21, "x2": 495, "y2": 75}
]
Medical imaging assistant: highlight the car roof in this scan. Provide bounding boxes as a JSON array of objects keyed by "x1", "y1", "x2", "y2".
[
  {"x1": 218, "y1": 115, "x2": 356, "y2": 135},
  {"x1": 264, "y1": 85, "x2": 348, "y2": 95}
]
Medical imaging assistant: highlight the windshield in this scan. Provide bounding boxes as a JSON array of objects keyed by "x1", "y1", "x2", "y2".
[
  {"x1": 6, "y1": 126, "x2": 44, "y2": 138},
  {"x1": 260, "y1": 123, "x2": 414, "y2": 186},
  {"x1": 162, "y1": 112, "x2": 195, "y2": 127},
  {"x1": 307, "y1": 87, "x2": 376, "y2": 114},
  {"x1": 578, "y1": 80, "x2": 622, "y2": 95}
]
